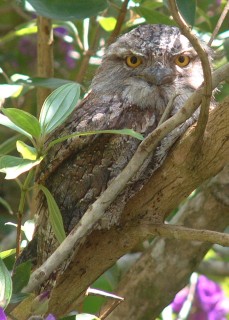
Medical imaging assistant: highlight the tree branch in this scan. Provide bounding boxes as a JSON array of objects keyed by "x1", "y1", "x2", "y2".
[
  {"x1": 21, "y1": 63, "x2": 229, "y2": 295},
  {"x1": 168, "y1": 0, "x2": 212, "y2": 142},
  {"x1": 36, "y1": 17, "x2": 54, "y2": 114},
  {"x1": 208, "y1": 0, "x2": 229, "y2": 46},
  {"x1": 11, "y1": 92, "x2": 229, "y2": 318},
  {"x1": 105, "y1": 166, "x2": 229, "y2": 320},
  {"x1": 107, "y1": 0, "x2": 130, "y2": 45}
]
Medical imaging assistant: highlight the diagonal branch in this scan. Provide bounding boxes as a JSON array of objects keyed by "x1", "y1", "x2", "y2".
[
  {"x1": 21, "y1": 63, "x2": 229, "y2": 294},
  {"x1": 208, "y1": 0, "x2": 229, "y2": 46}
]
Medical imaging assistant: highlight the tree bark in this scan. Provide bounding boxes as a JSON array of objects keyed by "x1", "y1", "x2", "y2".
[
  {"x1": 105, "y1": 165, "x2": 229, "y2": 319},
  {"x1": 47, "y1": 97, "x2": 229, "y2": 316}
]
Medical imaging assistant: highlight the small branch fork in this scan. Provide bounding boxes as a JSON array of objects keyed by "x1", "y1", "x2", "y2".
[
  {"x1": 168, "y1": 0, "x2": 212, "y2": 141},
  {"x1": 22, "y1": 63, "x2": 229, "y2": 294}
]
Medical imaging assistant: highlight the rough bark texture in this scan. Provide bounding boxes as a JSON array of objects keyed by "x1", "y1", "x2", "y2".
[
  {"x1": 106, "y1": 165, "x2": 229, "y2": 320},
  {"x1": 47, "y1": 97, "x2": 229, "y2": 316}
]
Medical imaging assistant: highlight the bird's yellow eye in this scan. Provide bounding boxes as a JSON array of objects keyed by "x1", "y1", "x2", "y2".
[
  {"x1": 126, "y1": 55, "x2": 142, "y2": 68},
  {"x1": 175, "y1": 55, "x2": 191, "y2": 67}
]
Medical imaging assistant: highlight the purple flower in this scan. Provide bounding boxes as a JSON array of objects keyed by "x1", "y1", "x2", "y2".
[
  {"x1": 172, "y1": 287, "x2": 189, "y2": 313},
  {"x1": 45, "y1": 314, "x2": 56, "y2": 320},
  {"x1": 0, "y1": 308, "x2": 7, "y2": 320},
  {"x1": 172, "y1": 275, "x2": 229, "y2": 320}
]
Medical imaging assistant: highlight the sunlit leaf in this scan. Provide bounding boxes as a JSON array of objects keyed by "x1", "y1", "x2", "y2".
[
  {"x1": 98, "y1": 17, "x2": 117, "y2": 32},
  {"x1": 39, "y1": 83, "x2": 80, "y2": 135},
  {"x1": 26, "y1": 0, "x2": 107, "y2": 20},
  {"x1": 0, "y1": 84, "x2": 23, "y2": 99},
  {"x1": 12, "y1": 261, "x2": 32, "y2": 294},
  {"x1": 39, "y1": 185, "x2": 66, "y2": 243},
  {"x1": 2, "y1": 108, "x2": 41, "y2": 139},
  {"x1": 48, "y1": 129, "x2": 144, "y2": 151},
  {"x1": 0, "y1": 21, "x2": 37, "y2": 44},
  {"x1": 0, "y1": 114, "x2": 32, "y2": 140},
  {"x1": 0, "y1": 258, "x2": 12, "y2": 308},
  {"x1": 16, "y1": 141, "x2": 37, "y2": 160},
  {"x1": 0, "y1": 155, "x2": 42, "y2": 179},
  {"x1": 0, "y1": 249, "x2": 16, "y2": 259}
]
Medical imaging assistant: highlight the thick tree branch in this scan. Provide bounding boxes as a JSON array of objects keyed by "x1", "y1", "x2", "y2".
[
  {"x1": 11, "y1": 90, "x2": 229, "y2": 319},
  {"x1": 46, "y1": 96, "x2": 229, "y2": 317},
  {"x1": 106, "y1": 166, "x2": 229, "y2": 320},
  {"x1": 21, "y1": 64, "x2": 229, "y2": 296}
]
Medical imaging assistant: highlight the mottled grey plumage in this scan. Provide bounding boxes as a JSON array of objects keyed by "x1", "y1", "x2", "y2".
[{"x1": 23, "y1": 24, "x2": 212, "y2": 273}]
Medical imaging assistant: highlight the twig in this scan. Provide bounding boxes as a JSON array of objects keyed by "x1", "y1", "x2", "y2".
[
  {"x1": 21, "y1": 62, "x2": 229, "y2": 294},
  {"x1": 168, "y1": 0, "x2": 212, "y2": 144},
  {"x1": 75, "y1": 21, "x2": 101, "y2": 84},
  {"x1": 208, "y1": 0, "x2": 229, "y2": 46},
  {"x1": 107, "y1": 0, "x2": 130, "y2": 45},
  {"x1": 141, "y1": 224, "x2": 229, "y2": 247},
  {"x1": 176, "y1": 273, "x2": 198, "y2": 320},
  {"x1": 99, "y1": 300, "x2": 123, "y2": 319},
  {"x1": 158, "y1": 93, "x2": 180, "y2": 126}
]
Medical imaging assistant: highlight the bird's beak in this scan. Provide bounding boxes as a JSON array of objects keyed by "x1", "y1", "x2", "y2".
[{"x1": 142, "y1": 66, "x2": 175, "y2": 86}]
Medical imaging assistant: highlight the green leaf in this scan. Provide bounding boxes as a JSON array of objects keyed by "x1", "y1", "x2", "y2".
[
  {"x1": 133, "y1": 6, "x2": 174, "y2": 25},
  {"x1": 0, "y1": 155, "x2": 42, "y2": 179},
  {"x1": 10, "y1": 292, "x2": 29, "y2": 304},
  {"x1": 98, "y1": 17, "x2": 117, "y2": 32},
  {"x1": 176, "y1": 0, "x2": 196, "y2": 26},
  {"x1": 0, "y1": 84, "x2": 23, "y2": 99},
  {"x1": 39, "y1": 185, "x2": 66, "y2": 243},
  {"x1": 39, "y1": 83, "x2": 80, "y2": 135},
  {"x1": 0, "y1": 249, "x2": 16, "y2": 259},
  {"x1": 15, "y1": 77, "x2": 77, "y2": 89},
  {"x1": 48, "y1": 129, "x2": 144, "y2": 150},
  {"x1": 2, "y1": 108, "x2": 41, "y2": 139},
  {"x1": 12, "y1": 261, "x2": 32, "y2": 294},
  {"x1": 0, "y1": 258, "x2": 12, "y2": 308},
  {"x1": 16, "y1": 141, "x2": 37, "y2": 160},
  {"x1": 26, "y1": 0, "x2": 107, "y2": 20},
  {"x1": 0, "y1": 114, "x2": 32, "y2": 140},
  {"x1": 163, "y1": 0, "x2": 196, "y2": 26}
]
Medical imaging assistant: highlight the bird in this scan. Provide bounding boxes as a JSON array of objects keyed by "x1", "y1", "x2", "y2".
[{"x1": 21, "y1": 24, "x2": 213, "y2": 279}]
